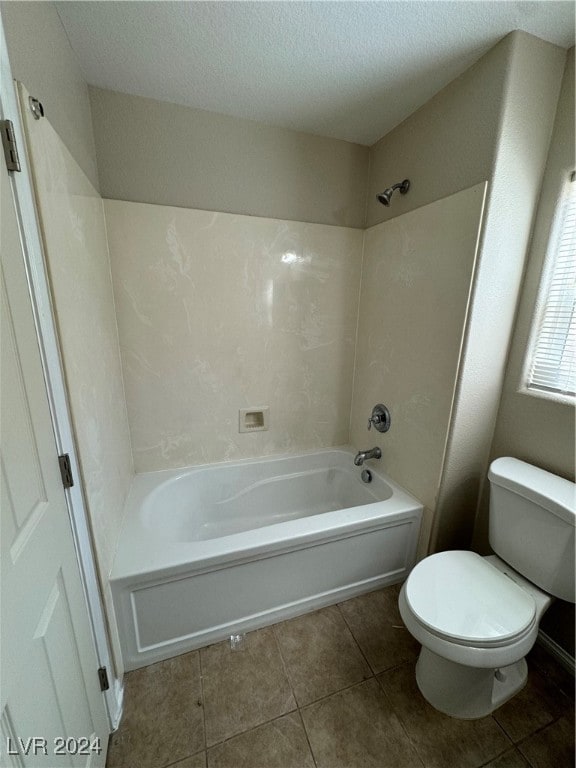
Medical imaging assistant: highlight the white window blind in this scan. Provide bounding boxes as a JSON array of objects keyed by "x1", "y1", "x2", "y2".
[{"x1": 527, "y1": 175, "x2": 576, "y2": 397}]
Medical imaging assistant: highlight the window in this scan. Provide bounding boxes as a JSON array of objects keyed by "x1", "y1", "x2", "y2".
[{"x1": 526, "y1": 173, "x2": 575, "y2": 398}]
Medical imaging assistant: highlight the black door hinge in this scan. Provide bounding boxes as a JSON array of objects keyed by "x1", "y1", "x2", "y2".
[
  {"x1": 58, "y1": 453, "x2": 74, "y2": 489},
  {"x1": 1, "y1": 120, "x2": 21, "y2": 172},
  {"x1": 98, "y1": 666, "x2": 110, "y2": 692}
]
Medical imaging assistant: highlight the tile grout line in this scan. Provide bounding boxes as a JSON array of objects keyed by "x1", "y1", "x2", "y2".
[
  {"x1": 201, "y1": 627, "x2": 300, "y2": 753},
  {"x1": 202, "y1": 676, "x2": 388, "y2": 754},
  {"x1": 271, "y1": 620, "x2": 300, "y2": 705},
  {"x1": 476, "y1": 745, "x2": 523, "y2": 768},
  {"x1": 202, "y1": 709, "x2": 299, "y2": 753},
  {"x1": 157, "y1": 650, "x2": 208, "y2": 768},
  {"x1": 298, "y1": 675, "x2": 382, "y2": 712},
  {"x1": 161, "y1": 748, "x2": 206, "y2": 768},
  {"x1": 295, "y1": 708, "x2": 319, "y2": 768},
  {"x1": 515, "y1": 712, "x2": 574, "y2": 749},
  {"x1": 373, "y1": 670, "x2": 426, "y2": 768},
  {"x1": 336, "y1": 595, "x2": 419, "y2": 680},
  {"x1": 335, "y1": 600, "x2": 379, "y2": 676},
  {"x1": 273, "y1": 606, "x2": 376, "y2": 706},
  {"x1": 198, "y1": 649, "x2": 208, "y2": 762}
]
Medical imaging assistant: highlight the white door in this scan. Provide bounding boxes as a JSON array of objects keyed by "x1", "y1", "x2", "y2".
[{"x1": 0, "y1": 143, "x2": 109, "y2": 766}]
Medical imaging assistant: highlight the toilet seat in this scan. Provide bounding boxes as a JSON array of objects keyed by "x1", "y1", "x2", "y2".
[{"x1": 404, "y1": 551, "x2": 537, "y2": 648}]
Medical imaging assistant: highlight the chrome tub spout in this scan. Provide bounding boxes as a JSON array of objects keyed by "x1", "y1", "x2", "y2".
[{"x1": 354, "y1": 447, "x2": 382, "y2": 466}]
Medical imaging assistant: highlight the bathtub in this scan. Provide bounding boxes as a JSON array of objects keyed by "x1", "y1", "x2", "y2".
[{"x1": 110, "y1": 448, "x2": 423, "y2": 670}]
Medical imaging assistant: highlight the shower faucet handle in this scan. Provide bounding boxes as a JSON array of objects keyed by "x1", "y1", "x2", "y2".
[{"x1": 367, "y1": 404, "x2": 391, "y2": 433}]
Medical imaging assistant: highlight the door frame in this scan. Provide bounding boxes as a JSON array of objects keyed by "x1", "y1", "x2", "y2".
[{"x1": 0, "y1": 15, "x2": 121, "y2": 730}]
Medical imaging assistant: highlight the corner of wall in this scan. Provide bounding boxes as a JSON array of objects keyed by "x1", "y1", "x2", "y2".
[
  {"x1": 432, "y1": 32, "x2": 567, "y2": 554},
  {"x1": 471, "y1": 45, "x2": 574, "y2": 554},
  {"x1": 365, "y1": 33, "x2": 514, "y2": 229},
  {"x1": 1, "y1": 0, "x2": 100, "y2": 190}
]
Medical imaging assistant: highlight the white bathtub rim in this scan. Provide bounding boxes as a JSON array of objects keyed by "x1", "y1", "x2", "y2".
[
  {"x1": 112, "y1": 502, "x2": 422, "y2": 583},
  {"x1": 111, "y1": 446, "x2": 423, "y2": 582},
  {"x1": 112, "y1": 511, "x2": 422, "y2": 589}
]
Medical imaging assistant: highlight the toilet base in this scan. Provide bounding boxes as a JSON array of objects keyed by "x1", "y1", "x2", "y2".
[{"x1": 415, "y1": 647, "x2": 528, "y2": 719}]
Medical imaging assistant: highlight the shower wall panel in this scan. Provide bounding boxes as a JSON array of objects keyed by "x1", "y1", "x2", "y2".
[
  {"x1": 104, "y1": 201, "x2": 363, "y2": 472},
  {"x1": 20, "y1": 84, "x2": 134, "y2": 670},
  {"x1": 349, "y1": 183, "x2": 486, "y2": 551}
]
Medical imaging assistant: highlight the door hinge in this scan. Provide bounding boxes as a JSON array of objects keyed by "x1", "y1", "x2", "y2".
[
  {"x1": 1, "y1": 120, "x2": 21, "y2": 172},
  {"x1": 58, "y1": 453, "x2": 74, "y2": 489},
  {"x1": 98, "y1": 666, "x2": 110, "y2": 692}
]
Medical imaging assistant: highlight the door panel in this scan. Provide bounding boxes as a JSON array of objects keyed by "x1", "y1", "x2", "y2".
[{"x1": 1, "y1": 144, "x2": 108, "y2": 766}]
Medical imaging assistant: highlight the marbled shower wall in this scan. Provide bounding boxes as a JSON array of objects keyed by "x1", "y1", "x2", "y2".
[
  {"x1": 104, "y1": 201, "x2": 364, "y2": 472},
  {"x1": 350, "y1": 183, "x2": 486, "y2": 552},
  {"x1": 19, "y1": 86, "x2": 133, "y2": 671},
  {"x1": 105, "y1": 182, "x2": 486, "y2": 519}
]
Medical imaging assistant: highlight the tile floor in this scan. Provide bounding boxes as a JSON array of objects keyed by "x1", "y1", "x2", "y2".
[{"x1": 106, "y1": 584, "x2": 575, "y2": 768}]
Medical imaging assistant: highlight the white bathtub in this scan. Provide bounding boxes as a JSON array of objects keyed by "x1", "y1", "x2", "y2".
[{"x1": 111, "y1": 447, "x2": 423, "y2": 670}]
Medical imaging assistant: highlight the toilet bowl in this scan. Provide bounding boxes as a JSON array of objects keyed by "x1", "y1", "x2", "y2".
[
  {"x1": 398, "y1": 551, "x2": 552, "y2": 718},
  {"x1": 399, "y1": 458, "x2": 575, "y2": 719}
]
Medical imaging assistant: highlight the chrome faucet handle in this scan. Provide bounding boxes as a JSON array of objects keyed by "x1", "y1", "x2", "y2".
[
  {"x1": 367, "y1": 412, "x2": 383, "y2": 430},
  {"x1": 367, "y1": 404, "x2": 391, "y2": 433}
]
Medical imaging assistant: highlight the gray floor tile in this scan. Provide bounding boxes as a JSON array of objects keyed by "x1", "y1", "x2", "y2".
[
  {"x1": 338, "y1": 584, "x2": 420, "y2": 673},
  {"x1": 274, "y1": 605, "x2": 372, "y2": 705},
  {"x1": 169, "y1": 753, "x2": 207, "y2": 768},
  {"x1": 378, "y1": 662, "x2": 512, "y2": 768},
  {"x1": 106, "y1": 596, "x2": 574, "y2": 768},
  {"x1": 106, "y1": 651, "x2": 204, "y2": 768},
  {"x1": 301, "y1": 678, "x2": 424, "y2": 768},
  {"x1": 481, "y1": 748, "x2": 530, "y2": 768},
  {"x1": 200, "y1": 627, "x2": 296, "y2": 747},
  {"x1": 518, "y1": 715, "x2": 576, "y2": 768},
  {"x1": 493, "y1": 664, "x2": 572, "y2": 743},
  {"x1": 206, "y1": 712, "x2": 315, "y2": 768},
  {"x1": 527, "y1": 643, "x2": 575, "y2": 700}
]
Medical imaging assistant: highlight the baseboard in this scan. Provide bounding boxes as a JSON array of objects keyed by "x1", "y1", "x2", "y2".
[
  {"x1": 537, "y1": 629, "x2": 575, "y2": 676},
  {"x1": 108, "y1": 676, "x2": 124, "y2": 732}
]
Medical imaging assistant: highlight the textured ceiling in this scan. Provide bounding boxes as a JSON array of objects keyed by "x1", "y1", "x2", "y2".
[{"x1": 56, "y1": 1, "x2": 575, "y2": 146}]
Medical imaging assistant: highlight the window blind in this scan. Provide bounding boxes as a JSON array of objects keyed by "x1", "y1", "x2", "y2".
[{"x1": 527, "y1": 176, "x2": 576, "y2": 397}]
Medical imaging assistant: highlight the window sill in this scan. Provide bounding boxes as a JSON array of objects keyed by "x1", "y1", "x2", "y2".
[{"x1": 517, "y1": 386, "x2": 575, "y2": 407}]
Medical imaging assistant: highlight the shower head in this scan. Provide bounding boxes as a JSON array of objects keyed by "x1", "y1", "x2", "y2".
[{"x1": 376, "y1": 179, "x2": 410, "y2": 206}]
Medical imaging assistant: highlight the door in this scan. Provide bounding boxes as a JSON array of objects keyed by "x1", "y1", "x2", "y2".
[{"x1": 0, "y1": 142, "x2": 109, "y2": 766}]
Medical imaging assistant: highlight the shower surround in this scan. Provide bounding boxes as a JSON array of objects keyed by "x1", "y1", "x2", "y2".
[
  {"x1": 106, "y1": 185, "x2": 485, "y2": 669},
  {"x1": 105, "y1": 184, "x2": 486, "y2": 543}
]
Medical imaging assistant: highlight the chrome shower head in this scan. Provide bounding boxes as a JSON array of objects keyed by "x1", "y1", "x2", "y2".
[{"x1": 376, "y1": 179, "x2": 410, "y2": 206}]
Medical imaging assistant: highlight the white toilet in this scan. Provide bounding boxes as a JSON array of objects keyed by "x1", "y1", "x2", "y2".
[{"x1": 399, "y1": 457, "x2": 575, "y2": 719}]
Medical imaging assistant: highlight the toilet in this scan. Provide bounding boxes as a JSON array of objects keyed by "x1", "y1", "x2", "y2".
[{"x1": 399, "y1": 456, "x2": 575, "y2": 719}]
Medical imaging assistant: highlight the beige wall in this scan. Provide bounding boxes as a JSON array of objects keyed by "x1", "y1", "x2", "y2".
[
  {"x1": 350, "y1": 184, "x2": 486, "y2": 555},
  {"x1": 473, "y1": 49, "x2": 575, "y2": 657},
  {"x1": 431, "y1": 32, "x2": 566, "y2": 554},
  {"x1": 366, "y1": 34, "x2": 512, "y2": 229},
  {"x1": 486, "y1": 48, "x2": 575, "y2": 485},
  {"x1": 104, "y1": 200, "x2": 363, "y2": 472},
  {"x1": 89, "y1": 87, "x2": 369, "y2": 229},
  {"x1": 1, "y1": 2, "x2": 99, "y2": 190},
  {"x1": 20, "y1": 87, "x2": 133, "y2": 674}
]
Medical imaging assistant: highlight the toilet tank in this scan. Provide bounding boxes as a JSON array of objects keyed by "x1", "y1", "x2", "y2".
[{"x1": 488, "y1": 457, "x2": 575, "y2": 603}]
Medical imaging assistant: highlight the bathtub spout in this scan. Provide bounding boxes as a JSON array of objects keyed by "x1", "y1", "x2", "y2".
[{"x1": 354, "y1": 447, "x2": 382, "y2": 466}]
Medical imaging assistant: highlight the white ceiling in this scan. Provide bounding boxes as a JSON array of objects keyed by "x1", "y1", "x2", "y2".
[{"x1": 56, "y1": 1, "x2": 575, "y2": 146}]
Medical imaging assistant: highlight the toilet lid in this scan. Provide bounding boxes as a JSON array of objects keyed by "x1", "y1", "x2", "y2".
[{"x1": 405, "y1": 551, "x2": 537, "y2": 645}]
